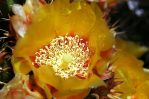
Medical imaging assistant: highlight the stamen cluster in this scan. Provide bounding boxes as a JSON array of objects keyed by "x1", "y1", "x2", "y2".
[{"x1": 33, "y1": 35, "x2": 90, "y2": 79}]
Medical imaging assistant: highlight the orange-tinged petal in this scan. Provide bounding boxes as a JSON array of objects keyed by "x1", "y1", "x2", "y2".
[
  {"x1": 33, "y1": 65, "x2": 61, "y2": 89},
  {"x1": 94, "y1": 59, "x2": 108, "y2": 75},
  {"x1": 112, "y1": 51, "x2": 146, "y2": 81},
  {"x1": 114, "y1": 68, "x2": 135, "y2": 98},
  {"x1": 54, "y1": 1, "x2": 96, "y2": 36},
  {"x1": 112, "y1": 51, "x2": 148, "y2": 98},
  {"x1": 13, "y1": 1, "x2": 97, "y2": 57},
  {"x1": 55, "y1": 89, "x2": 89, "y2": 99},
  {"x1": 13, "y1": 17, "x2": 57, "y2": 57},
  {"x1": 59, "y1": 74, "x2": 104, "y2": 91},
  {"x1": 34, "y1": 64, "x2": 104, "y2": 91},
  {"x1": 115, "y1": 39, "x2": 148, "y2": 57},
  {"x1": 90, "y1": 3, "x2": 115, "y2": 51},
  {"x1": 135, "y1": 81, "x2": 149, "y2": 99}
]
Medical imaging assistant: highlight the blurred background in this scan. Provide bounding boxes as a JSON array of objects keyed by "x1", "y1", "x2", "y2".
[
  {"x1": 0, "y1": 0, "x2": 149, "y2": 88},
  {"x1": 107, "y1": 0, "x2": 149, "y2": 68}
]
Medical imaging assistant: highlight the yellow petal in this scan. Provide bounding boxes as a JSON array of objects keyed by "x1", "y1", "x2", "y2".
[
  {"x1": 112, "y1": 51, "x2": 148, "y2": 98},
  {"x1": 12, "y1": 57, "x2": 31, "y2": 74},
  {"x1": 34, "y1": 64, "x2": 104, "y2": 91},
  {"x1": 135, "y1": 81, "x2": 149, "y2": 99}
]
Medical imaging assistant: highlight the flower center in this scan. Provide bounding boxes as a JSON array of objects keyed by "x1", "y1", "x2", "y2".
[{"x1": 32, "y1": 35, "x2": 90, "y2": 79}]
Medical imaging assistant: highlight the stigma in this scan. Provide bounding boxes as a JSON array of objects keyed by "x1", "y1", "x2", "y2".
[{"x1": 32, "y1": 35, "x2": 90, "y2": 79}]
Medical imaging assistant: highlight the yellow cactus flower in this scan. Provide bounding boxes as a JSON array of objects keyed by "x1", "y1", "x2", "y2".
[
  {"x1": 6, "y1": 0, "x2": 149, "y2": 98},
  {"x1": 11, "y1": 0, "x2": 115, "y2": 98},
  {"x1": 111, "y1": 51, "x2": 149, "y2": 98}
]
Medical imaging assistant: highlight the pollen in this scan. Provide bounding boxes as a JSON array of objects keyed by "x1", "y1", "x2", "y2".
[{"x1": 33, "y1": 35, "x2": 90, "y2": 79}]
